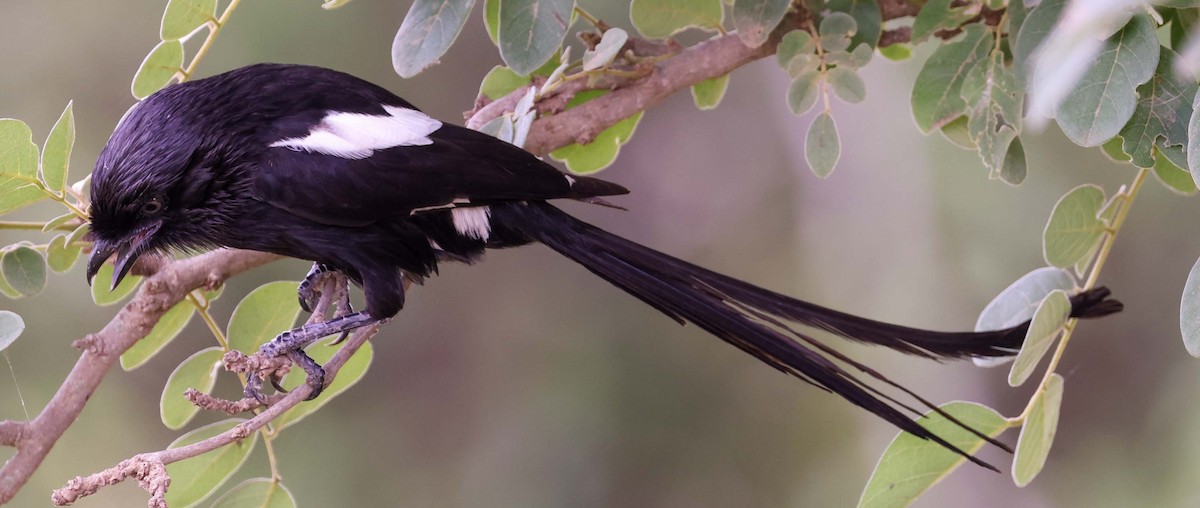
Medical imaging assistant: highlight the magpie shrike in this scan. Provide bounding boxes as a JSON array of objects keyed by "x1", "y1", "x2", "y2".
[{"x1": 85, "y1": 63, "x2": 1121, "y2": 468}]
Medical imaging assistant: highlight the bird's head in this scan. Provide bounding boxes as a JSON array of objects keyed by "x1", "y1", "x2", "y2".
[{"x1": 86, "y1": 84, "x2": 252, "y2": 289}]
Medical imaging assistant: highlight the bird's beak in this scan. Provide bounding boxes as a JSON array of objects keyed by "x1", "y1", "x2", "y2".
[{"x1": 86, "y1": 221, "x2": 162, "y2": 290}]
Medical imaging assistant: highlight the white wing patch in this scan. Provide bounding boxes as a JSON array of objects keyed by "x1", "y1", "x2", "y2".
[
  {"x1": 269, "y1": 105, "x2": 443, "y2": 159},
  {"x1": 451, "y1": 206, "x2": 492, "y2": 242}
]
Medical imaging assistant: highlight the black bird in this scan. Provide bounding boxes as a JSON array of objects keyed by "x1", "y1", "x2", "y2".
[{"x1": 85, "y1": 63, "x2": 1121, "y2": 469}]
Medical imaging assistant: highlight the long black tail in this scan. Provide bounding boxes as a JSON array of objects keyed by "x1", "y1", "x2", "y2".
[{"x1": 492, "y1": 202, "x2": 1122, "y2": 469}]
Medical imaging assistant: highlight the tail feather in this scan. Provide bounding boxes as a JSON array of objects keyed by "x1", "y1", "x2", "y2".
[{"x1": 493, "y1": 202, "x2": 1122, "y2": 469}]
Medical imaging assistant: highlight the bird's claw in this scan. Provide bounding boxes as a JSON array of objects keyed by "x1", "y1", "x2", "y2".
[
  {"x1": 297, "y1": 263, "x2": 336, "y2": 314},
  {"x1": 244, "y1": 374, "x2": 269, "y2": 406},
  {"x1": 287, "y1": 349, "x2": 327, "y2": 400}
]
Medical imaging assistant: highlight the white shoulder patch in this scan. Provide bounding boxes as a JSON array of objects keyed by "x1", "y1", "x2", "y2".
[
  {"x1": 269, "y1": 105, "x2": 443, "y2": 159},
  {"x1": 451, "y1": 206, "x2": 492, "y2": 242}
]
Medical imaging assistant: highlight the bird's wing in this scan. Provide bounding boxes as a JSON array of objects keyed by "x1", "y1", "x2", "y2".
[{"x1": 253, "y1": 110, "x2": 627, "y2": 227}]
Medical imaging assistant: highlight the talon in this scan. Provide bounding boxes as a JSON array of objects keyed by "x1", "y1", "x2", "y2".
[
  {"x1": 287, "y1": 349, "x2": 327, "y2": 401},
  {"x1": 297, "y1": 263, "x2": 335, "y2": 314},
  {"x1": 298, "y1": 295, "x2": 312, "y2": 314},
  {"x1": 270, "y1": 374, "x2": 289, "y2": 393},
  {"x1": 329, "y1": 331, "x2": 350, "y2": 346},
  {"x1": 244, "y1": 374, "x2": 269, "y2": 406}
]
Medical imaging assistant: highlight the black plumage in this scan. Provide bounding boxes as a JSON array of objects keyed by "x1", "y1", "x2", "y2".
[{"x1": 86, "y1": 63, "x2": 1122, "y2": 468}]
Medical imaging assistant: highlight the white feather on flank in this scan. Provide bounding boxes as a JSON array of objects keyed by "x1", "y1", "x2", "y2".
[
  {"x1": 269, "y1": 105, "x2": 443, "y2": 159},
  {"x1": 451, "y1": 206, "x2": 492, "y2": 242}
]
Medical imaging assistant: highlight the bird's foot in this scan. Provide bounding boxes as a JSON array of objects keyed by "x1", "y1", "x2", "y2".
[
  {"x1": 245, "y1": 311, "x2": 377, "y2": 404},
  {"x1": 298, "y1": 263, "x2": 338, "y2": 313}
]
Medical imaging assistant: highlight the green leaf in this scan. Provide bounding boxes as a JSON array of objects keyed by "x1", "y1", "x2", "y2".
[
  {"x1": 0, "y1": 271, "x2": 18, "y2": 299},
  {"x1": 787, "y1": 70, "x2": 821, "y2": 115},
  {"x1": 911, "y1": 24, "x2": 992, "y2": 133},
  {"x1": 1043, "y1": 184, "x2": 1107, "y2": 268},
  {"x1": 939, "y1": 115, "x2": 975, "y2": 149},
  {"x1": 42, "y1": 211, "x2": 77, "y2": 233},
  {"x1": 827, "y1": 0, "x2": 881, "y2": 51},
  {"x1": 858, "y1": 402, "x2": 1009, "y2": 508},
  {"x1": 549, "y1": 90, "x2": 643, "y2": 173},
  {"x1": 121, "y1": 300, "x2": 195, "y2": 371},
  {"x1": 165, "y1": 419, "x2": 257, "y2": 508},
  {"x1": 0, "y1": 310, "x2": 24, "y2": 352},
  {"x1": 160, "y1": 0, "x2": 216, "y2": 41},
  {"x1": 498, "y1": 0, "x2": 574, "y2": 75},
  {"x1": 691, "y1": 74, "x2": 729, "y2": 110},
  {"x1": 732, "y1": 0, "x2": 789, "y2": 48},
  {"x1": 0, "y1": 119, "x2": 47, "y2": 215},
  {"x1": 826, "y1": 43, "x2": 873, "y2": 70},
  {"x1": 132, "y1": 40, "x2": 184, "y2": 100},
  {"x1": 391, "y1": 0, "x2": 477, "y2": 78},
  {"x1": 1188, "y1": 82, "x2": 1200, "y2": 187},
  {"x1": 274, "y1": 337, "x2": 374, "y2": 430},
  {"x1": 1181, "y1": 254, "x2": 1200, "y2": 356},
  {"x1": 1, "y1": 247, "x2": 46, "y2": 298},
  {"x1": 45, "y1": 234, "x2": 80, "y2": 273},
  {"x1": 1000, "y1": 137, "x2": 1027, "y2": 186},
  {"x1": 90, "y1": 262, "x2": 142, "y2": 306},
  {"x1": 1013, "y1": 0, "x2": 1065, "y2": 85},
  {"x1": 963, "y1": 51, "x2": 1024, "y2": 180},
  {"x1": 976, "y1": 267, "x2": 1077, "y2": 332},
  {"x1": 479, "y1": 65, "x2": 531, "y2": 100},
  {"x1": 321, "y1": 0, "x2": 355, "y2": 9},
  {"x1": 484, "y1": 0, "x2": 500, "y2": 44},
  {"x1": 1120, "y1": 47, "x2": 1196, "y2": 168},
  {"x1": 160, "y1": 347, "x2": 222, "y2": 430},
  {"x1": 827, "y1": 67, "x2": 866, "y2": 104},
  {"x1": 226, "y1": 281, "x2": 302, "y2": 353},
  {"x1": 911, "y1": 0, "x2": 977, "y2": 44},
  {"x1": 805, "y1": 112, "x2": 840, "y2": 178},
  {"x1": 583, "y1": 28, "x2": 628, "y2": 71},
  {"x1": 477, "y1": 115, "x2": 515, "y2": 142},
  {"x1": 1055, "y1": 15, "x2": 1158, "y2": 147},
  {"x1": 66, "y1": 222, "x2": 89, "y2": 246},
  {"x1": 1008, "y1": 290, "x2": 1070, "y2": 387},
  {"x1": 818, "y1": 12, "x2": 857, "y2": 53},
  {"x1": 630, "y1": 0, "x2": 723, "y2": 38},
  {"x1": 1102, "y1": 136, "x2": 1132, "y2": 163},
  {"x1": 776, "y1": 30, "x2": 815, "y2": 68},
  {"x1": 1153, "y1": 145, "x2": 1198, "y2": 195},
  {"x1": 210, "y1": 478, "x2": 297, "y2": 508},
  {"x1": 1013, "y1": 374, "x2": 1065, "y2": 486},
  {"x1": 878, "y1": 43, "x2": 911, "y2": 61},
  {"x1": 40, "y1": 101, "x2": 74, "y2": 193}
]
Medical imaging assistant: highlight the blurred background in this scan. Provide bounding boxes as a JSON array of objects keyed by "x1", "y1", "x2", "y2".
[{"x1": 1, "y1": 1, "x2": 1198, "y2": 507}]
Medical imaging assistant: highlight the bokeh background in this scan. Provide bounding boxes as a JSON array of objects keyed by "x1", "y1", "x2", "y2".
[{"x1": 2, "y1": 1, "x2": 1198, "y2": 507}]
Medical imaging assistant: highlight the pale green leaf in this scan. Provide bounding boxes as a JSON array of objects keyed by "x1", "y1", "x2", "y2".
[
  {"x1": 805, "y1": 112, "x2": 840, "y2": 178},
  {"x1": 911, "y1": 0, "x2": 977, "y2": 44},
  {"x1": 1055, "y1": 14, "x2": 1158, "y2": 147},
  {"x1": 160, "y1": 347, "x2": 222, "y2": 429},
  {"x1": 91, "y1": 262, "x2": 142, "y2": 306},
  {"x1": 226, "y1": 281, "x2": 301, "y2": 353},
  {"x1": 630, "y1": 0, "x2": 723, "y2": 38},
  {"x1": 827, "y1": 0, "x2": 881, "y2": 51},
  {"x1": 963, "y1": 52, "x2": 1024, "y2": 179},
  {"x1": 776, "y1": 30, "x2": 815, "y2": 68},
  {"x1": 0, "y1": 311, "x2": 23, "y2": 352},
  {"x1": 161, "y1": 0, "x2": 216, "y2": 41},
  {"x1": 1120, "y1": 47, "x2": 1196, "y2": 168},
  {"x1": 911, "y1": 24, "x2": 991, "y2": 133},
  {"x1": 484, "y1": 0, "x2": 500, "y2": 44},
  {"x1": 1153, "y1": 145, "x2": 1197, "y2": 195},
  {"x1": 132, "y1": 40, "x2": 184, "y2": 99},
  {"x1": 1013, "y1": 374, "x2": 1064, "y2": 486},
  {"x1": 321, "y1": 0, "x2": 354, "y2": 9},
  {"x1": 827, "y1": 67, "x2": 866, "y2": 104},
  {"x1": 691, "y1": 74, "x2": 729, "y2": 110},
  {"x1": 0, "y1": 270, "x2": 18, "y2": 299},
  {"x1": 45, "y1": 234, "x2": 80, "y2": 273},
  {"x1": 0, "y1": 119, "x2": 47, "y2": 215},
  {"x1": 1102, "y1": 136, "x2": 1131, "y2": 163},
  {"x1": 583, "y1": 28, "x2": 628, "y2": 71},
  {"x1": 210, "y1": 479, "x2": 297, "y2": 508},
  {"x1": 549, "y1": 90, "x2": 643, "y2": 173},
  {"x1": 818, "y1": 12, "x2": 856, "y2": 53},
  {"x1": 165, "y1": 419, "x2": 257, "y2": 508},
  {"x1": 939, "y1": 115, "x2": 975, "y2": 149},
  {"x1": 975, "y1": 266, "x2": 1077, "y2": 332},
  {"x1": 732, "y1": 0, "x2": 789, "y2": 48},
  {"x1": 826, "y1": 43, "x2": 873, "y2": 69},
  {"x1": 391, "y1": 0, "x2": 477, "y2": 78},
  {"x1": 1188, "y1": 82, "x2": 1200, "y2": 187},
  {"x1": 858, "y1": 402, "x2": 1009, "y2": 508},
  {"x1": 121, "y1": 300, "x2": 195, "y2": 371},
  {"x1": 787, "y1": 70, "x2": 821, "y2": 115},
  {"x1": 1043, "y1": 185, "x2": 1107, "y2": 268},
  {"x1": 1013, "y1": 0, "x2": 1065, "y2": 84},
  {"x1": 1, "y1": 247, "x2": 46, "y2": 297},
  {"x1": 40, "y1": 101, "x2": 74, "y2": 193},
  {"x1": 1009, "y1": 290, "x2": 1070, "y2": 386},
  {"x1": 42, "y1": 211, "x2": 77, "y2": 233},
  {"x1": 1000, "y1": 137, "x2": 1027, "y2": 185},
  {"x1": 498, "y1": 0, "x2": 575, "y2": 75},
  {"x1": 479, "y1": 65, "x2": 531, "y2": 100},
  {"x1": 274, "y1": 337, "x2": 374, "y2": 430},
  {"x1": 477, "y1": 115, "x2": 515, "y2": 143},
  {"x1": 1181, "y1": 254, "x2": 1200, "y2": 356}
]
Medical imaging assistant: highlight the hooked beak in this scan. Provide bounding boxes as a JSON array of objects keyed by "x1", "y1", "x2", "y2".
[{"x1": 86, "y1": 221, "x2": 161, "y2": 290}]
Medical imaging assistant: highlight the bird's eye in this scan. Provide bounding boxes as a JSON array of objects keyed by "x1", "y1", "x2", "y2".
[{"x1": 141, "y1": 199, "x2": 163, "y2": 215}]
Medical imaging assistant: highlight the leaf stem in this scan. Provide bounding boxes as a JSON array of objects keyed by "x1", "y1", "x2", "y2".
[
  {"x1": 179, "y1": 0, "x2": 242, "y2": 79},
  {"x1": 261, "y1": 430, "x2": 283, "y2": 481},
  {"x1": 0, "y1": 221, "x2": 58, "y2": 231}
]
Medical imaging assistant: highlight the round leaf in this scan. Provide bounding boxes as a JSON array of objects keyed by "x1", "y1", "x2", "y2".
[
  {"x1": 484, "y1": 0, "x2": 500, "y2": 44},
  {"x1": 391, "y1": 0, "x2": 477, "y2": 78},
  {"x1": 691, "y1": 74, "x2": 729, "y2": 111},
  {"x1": 1180, "y1": 255, "x2": 1200, "y2": 357},
  {"x1": 274, "y1": 337, "x2": 374, "y2": 430},
  {"x1": 879, "y1": 43, "x2": 912, "y2": 61},
  {"x1": 0, "y1": 119, "x2": 47, "y2": 215},
  {"x1": 121, "y1": 300, "x2": 195, "y2": 371},
  {"x1": 787, "y1": 70, "x2": 820, "y2": 115},
  {"x1": 478, "y1": 65, "x2": 531, "y2": 101},
  {"x1": 976, "y1": 267, "x2": 1077, "y2": 332},
  {"x1": 858, "y1": 402, "x2": 1009, "y2": 508},
  {"x1": 0, "y1": 310, "x2": 24, "y2": 352},
  {"x1": 498, "y1": 0, "x2": 575, "y2": 75},
  {"x1": 1153, "y1": 145, "x2": 1198, "y2": 195},
  {"x1": 226, "y1": 281, "x2": 302, "y2": 353},
  {"x1": 165, "y1": 419, "x2": 257, "y2": 508},
  {"x1": 1043, "y1": 184, "x2": 1107, "y2": 268},
  {"x1": 160, "y1": 347, "x2": 223, "y2": 429},
  {"x1": 1008, "y1": 290, "x2": 1070, "y2": 387},
  {"x1": 90, "y1": 262, "x2": 142, "y2": 306},
  {"x1": 1, "y1": 246, "x2": 46, "y2": 297},
  {"x1": 805, "y1": 112, "x2": 840, "y2": 178},
  {"x1": 827, "y1": 67, "x2": 866, "y2": 104},
  {"x1": 630, "y1": 0, "x2": 723, "y2": 38},
  {"x1": 210, "y1": 478, "x2": 297, "y2": 508},
  {"x1": 1013, "y1": 374, "x2": 1064, "y2": 486},
  {"x1": 40, "y1": 101, "x2": 74, "y2": 193},
  {"x1": 46, "y1": 234, "x2": 80, "y2": 273},
  {"x1": 827, "y1": 0, "x2": 882, "y2": 51},
  {"x1": 132, "y1": 40, "x2": 184, "y2": 100},
  {"x1": 161, "y1": 0, "x2": 217, "y2": 41},
  {"x1": 732, "y1": 0, "x2": 789, "y2": 48},
  {"x1": 776, "y1": 30, "x2": 815, "y2": 68}
]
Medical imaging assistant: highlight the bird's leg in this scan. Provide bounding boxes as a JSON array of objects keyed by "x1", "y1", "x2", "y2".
[
  {"x1": 244, "y1": 311, "x2": 378, "y2": 403},
  {"x1": 297, "y1": 263, "x2": 338, "y2": 313}
]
